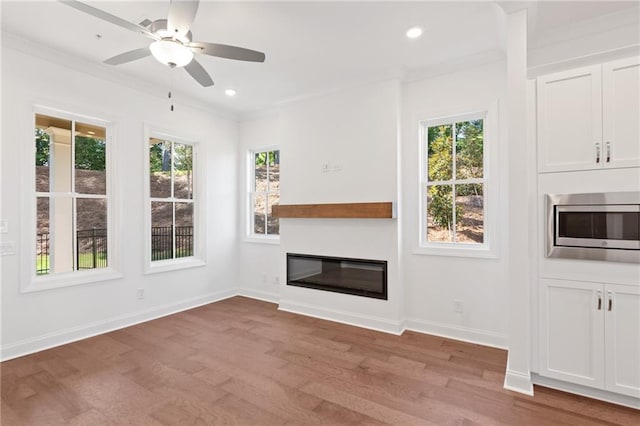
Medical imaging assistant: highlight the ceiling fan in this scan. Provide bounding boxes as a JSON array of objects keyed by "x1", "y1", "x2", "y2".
[{"x1": 60, "y1": 0, "x2": 266, "y2": 87}]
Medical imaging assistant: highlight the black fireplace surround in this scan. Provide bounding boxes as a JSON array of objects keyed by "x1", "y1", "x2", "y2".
[{"x1": 286, "y1": 253, "x2": 387, "y2": 300}]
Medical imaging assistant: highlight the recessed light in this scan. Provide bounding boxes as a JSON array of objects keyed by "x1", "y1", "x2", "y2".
[
  {"x1": 406, "y1": 27, "x2": 423, "y2": 39},
  {"x1": 225, "y1": 89, "x2": 237, "y2": 97}
]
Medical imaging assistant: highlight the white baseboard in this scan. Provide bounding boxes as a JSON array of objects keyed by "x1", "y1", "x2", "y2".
[
  {"x1": 0, "y1": 289, "x2": 236, "y2": 362},
  {"x1": 404, "y1": 318, "x2": 508, "y2": 349},
  {"x1": 504, "y1": 368, "x2": 535, "y2": 396},
  {"x1": 236, "y1": 288, "x2": 279, "y2": 304},
  {"x1": 278, "y1": 299, "x2": 404, "y2": 335},
  {"x1": 532, "y1": 374, "x2": 640, "y2": 410}
]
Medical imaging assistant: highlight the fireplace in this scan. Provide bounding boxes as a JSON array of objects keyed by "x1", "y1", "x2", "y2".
[{"x1": 286, "y1": 253, "x2": 387, "y2": 300}]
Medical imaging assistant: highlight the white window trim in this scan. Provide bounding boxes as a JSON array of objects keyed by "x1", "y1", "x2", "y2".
[
  {"x1": 246, "y1": 146, "x2": 280, "y2": 243},
  {"x1": 416, "y1": 102, "x2": 500, "y2": 259},
  {"x1": 21, "y1": 105, "x2": 122, "y2": 293},
  {"x1": 144, "y1": 126, "x2": 205, "y2": 274}
]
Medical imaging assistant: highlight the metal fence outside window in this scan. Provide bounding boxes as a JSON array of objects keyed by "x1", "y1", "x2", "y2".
[
  {"x1": 151, "y1": 225, "x2": 194, "y2": 261},
  {"x1": 36, "y1": 228, "x2": 108, "y2": 274},
  {"x1": 36, "y1": 233, "x2": 50, "y2": 275},
  {"x1": 37, "y1": 226, "x2": 193, "y2": 274},
  {"x1": 77, "y1": 228, "x2": 108, "y2": 270}
]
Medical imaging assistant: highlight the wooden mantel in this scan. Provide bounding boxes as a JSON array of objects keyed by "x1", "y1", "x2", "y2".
[{"x1": 272, "y1": 202, "x2": 394, "y2": 219}]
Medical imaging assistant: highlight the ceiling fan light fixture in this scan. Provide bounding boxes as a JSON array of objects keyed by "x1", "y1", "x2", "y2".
[{"x1": 150, "y1": 39, "x2": 193, "y2": 67}]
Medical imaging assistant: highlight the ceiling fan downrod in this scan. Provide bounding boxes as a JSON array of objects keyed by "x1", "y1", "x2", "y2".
[{"x1": 169, "y1": 65, "x2": 175, "y2": 112}]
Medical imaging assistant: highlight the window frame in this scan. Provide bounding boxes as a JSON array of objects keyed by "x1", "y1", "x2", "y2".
[
  {"x1": 21, "y1": 105, "x2": 121, "y2": 293},
  {"x1": 144, "y1": 128, "x2": 204, "y2": 274},
  {"x1": 246, "y1": 146, "x2": 280, "y2": 243},
  {"x1": 417, "y1": 104, "x2": 499, "y2": 258}
]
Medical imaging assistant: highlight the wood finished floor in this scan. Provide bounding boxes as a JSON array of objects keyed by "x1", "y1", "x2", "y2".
[{"x1": 1, "y1": 297, "x2": 638, "y2": 425}]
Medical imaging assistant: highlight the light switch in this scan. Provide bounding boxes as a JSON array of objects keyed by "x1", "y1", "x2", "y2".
[{"x1": 0, "y1": 241, "x2": 16, "y2": 256}]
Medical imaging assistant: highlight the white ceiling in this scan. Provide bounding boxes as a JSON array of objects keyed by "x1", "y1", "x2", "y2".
[{"x1": 1, "y1": 1, "x2": 637, "y2": 114}]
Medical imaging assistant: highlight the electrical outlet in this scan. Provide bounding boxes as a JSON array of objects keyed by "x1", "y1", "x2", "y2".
[
  {"x1": 0, "y1": 220, "x2": 8, "y2": 233},
  {"x1": 454, "y1": 299, "x2": 463, "y2": 313},
  {"x1": 261, "y1": 273, "x2": 267, "y2": 283},
  {"x1": 274, "y1": 275, "x2": 280, "y2": 285},
  {"x1": 136, "y1": 288, "x2": 145, "y2": 300}
]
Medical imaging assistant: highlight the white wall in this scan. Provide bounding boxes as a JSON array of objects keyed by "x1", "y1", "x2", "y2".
[
  {"x1": 0, "y1": 45, "x2": 239, "y2": 359},
  {"x1": 236, "y1": 111, "x2": 281, "y2": 302},
  {"x1": 277, "y1": 80, "x2": 403, "y2": 333},
  {"x1": 236, "y1": 67, "x2": 512, "y2": 344},
  {"x1": 401, "y1": 61, "x2": 509, "y2": 347}
]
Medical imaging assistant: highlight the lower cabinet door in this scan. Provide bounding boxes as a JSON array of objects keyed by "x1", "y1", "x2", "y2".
[
  {"x1": 539, "y1": 279, "x2": 605, "y2": 389},
  {"x1": 605, "y1": 284, "x2": 640, "y2": 398}
]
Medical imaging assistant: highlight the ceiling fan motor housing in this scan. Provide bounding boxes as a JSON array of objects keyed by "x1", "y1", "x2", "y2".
[{"x1": 150, "y1": 19, "x2": 192, "y2": 43}]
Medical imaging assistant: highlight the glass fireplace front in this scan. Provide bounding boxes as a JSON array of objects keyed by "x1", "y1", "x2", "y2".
[{"x1": 286, "y1": 253, "x2": 387, "y2": 300}]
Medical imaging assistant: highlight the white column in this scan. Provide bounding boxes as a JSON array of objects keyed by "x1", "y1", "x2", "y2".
[
  {"x1": 46, "y1": 127, "x2": 74, "y2": 273},
  {"x1": 503, "y1": 8, "x2": 534, "y2": 395}
]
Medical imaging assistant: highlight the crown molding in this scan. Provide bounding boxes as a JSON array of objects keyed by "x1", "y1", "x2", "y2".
[
  {"x1": 1, "y1": 31, "x2": 238, "y2": 122},
  {"x1": 238, "y1": 106, "x2": 281, "y2": 123},
  {"x1": 529, "y1": 6, "x2": 640, "y2": 51},
  {"x1": 528, "y1": 43, "x2": 640, "y2": 79},
  {"x1": 273, "y1": 73, "x2": 403, "y2": 110},
  {"x1": 403, "y1": 48, "x2": 506, "y2": 84}
]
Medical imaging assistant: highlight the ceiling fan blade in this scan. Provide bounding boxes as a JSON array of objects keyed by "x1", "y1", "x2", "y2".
[
  {"x1": 167, "y1": 0, "x2": 199, "y2": 38},
  {"x1": 184, "y1": 59, "x2": 214, "y2": 87},
  {"x1": 59, "y1": 0, "x2": 157, "y2": 39},
  {"x1": 104, "y1": 48, "x2": 151, "y2": 65},
  {"x1": 188, "y1": 42, "x2": 265, "y2": 62}
]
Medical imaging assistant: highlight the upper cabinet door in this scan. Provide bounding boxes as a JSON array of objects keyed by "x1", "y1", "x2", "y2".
[
  {"x1": 603, "y1": 57, "x2": 640, "y2": 169},
  {"x1": 537, "y1": 65, "x2": 603, "y2": 173},
  {"x1": 604, "y1": 284, "x2": 640, "y2": 398}
]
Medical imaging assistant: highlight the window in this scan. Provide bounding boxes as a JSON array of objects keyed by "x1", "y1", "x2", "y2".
[
  {"x1": 32, "y1": 110, "x2": 115, "y2": 288},
  {"x1": 148, "y1": 137, "x2": 197, "y2": 263},
  {"x1": 420, "y1": 112, "x2": 487, "y2": 248},
  {"x1": 249, "y1": 148, "x2": 280, "y2": 238}
]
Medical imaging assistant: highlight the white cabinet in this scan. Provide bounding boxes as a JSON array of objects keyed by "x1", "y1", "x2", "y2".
[
  {"x1": 539, "y1": 279, "x2": 605, "y2": 388},
  {"x1": 537, "y1": 57, "x2": 640, "y2": 173},
  {"x1": 603, "y1": 57, "x2": 640, "y2": 169},
  {"x1": 605, "y1": 284, "x2": 640, "y2": 397},
  {"x1": 539, "y1": 279, "x2": 640, "y2": 398},
  {"x1": 537, "y1": 65, "x2": 602, "y2": 172}
]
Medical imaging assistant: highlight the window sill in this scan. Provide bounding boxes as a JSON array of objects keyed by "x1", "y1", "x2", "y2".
[
  {"x1": 22, "y1": 268, "x2": 123, "y2": 293},
  {"x1": 244, "y1": 236, "x2": 280, "y2": 245},
  {"x1": 414, "y1": 244, "x2": 498, "y2": 259},
  {"x1": 144, "y1": 257, "x2": 206, "y2": 275}
]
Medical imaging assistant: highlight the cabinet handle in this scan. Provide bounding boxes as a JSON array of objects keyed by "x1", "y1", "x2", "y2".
[
  {"x1": 605, "y1": 141, "x2": 611, "y2": 163},
  {"x1": 595, "y1": 142, "x2": 601, "y2": 164},
  {"x1": 597, "y1": 290, "x2": 602, "y2": 310},
  {"x1": 608, "y1": 291, "x2": 613, "y2": 311}
]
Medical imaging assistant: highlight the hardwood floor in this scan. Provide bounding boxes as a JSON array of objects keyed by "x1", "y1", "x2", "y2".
[{"x1": 1, "y1": 296, "x2": 638, "y2": 425}]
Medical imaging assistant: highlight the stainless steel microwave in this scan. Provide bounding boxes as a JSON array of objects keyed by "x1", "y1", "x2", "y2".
[{"x1": 546, "y1": 192, "x2": 640, "y2": 263}]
